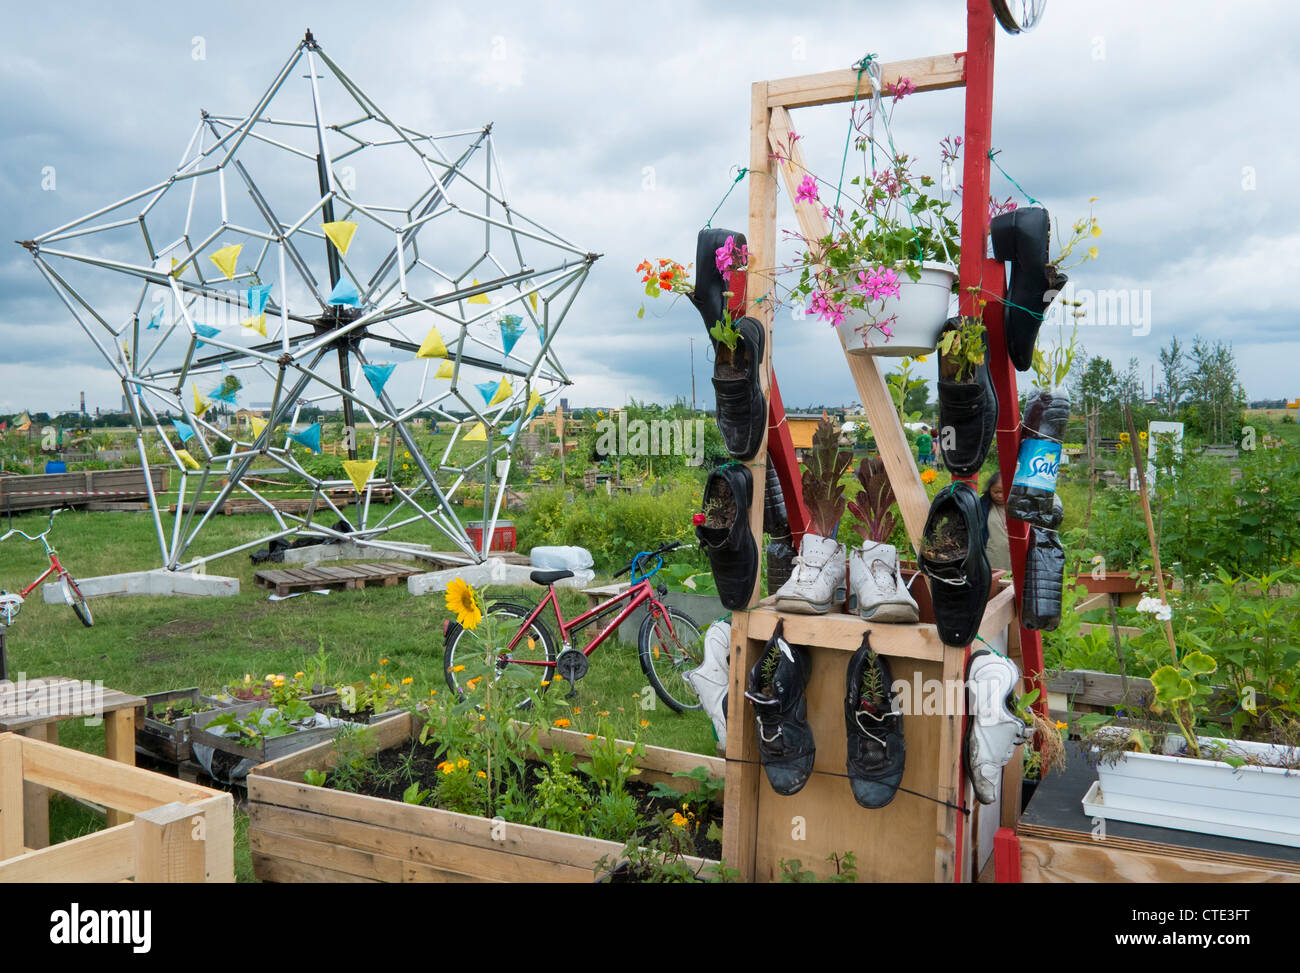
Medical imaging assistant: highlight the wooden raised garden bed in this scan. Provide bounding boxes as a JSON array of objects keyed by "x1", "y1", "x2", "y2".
[
  {"x1": 134, "y1": 687, "x2": 231, "y2": 763},
  {"x1": 247, "y1": 711, "x2": 722, "y2": 883},
  {"x1": 0, "y1": 732, "x2": 234, "y2": 882}
]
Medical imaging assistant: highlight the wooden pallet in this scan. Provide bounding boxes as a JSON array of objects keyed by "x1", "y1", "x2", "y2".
[{"x1": 253, "y1": 561, "x2": 422, "y2": 597}]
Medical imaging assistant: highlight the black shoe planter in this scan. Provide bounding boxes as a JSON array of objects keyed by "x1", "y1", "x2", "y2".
[
  {"x1": 689, "y1": 227, "x2": 742, "y2": 336},
  {"x1": 695, "y1": 463, "x2": 758, "y2": 611},
  {"x1": 936, "y1": 319, "x2": 999, "y2": 478},
  {"x1": 844, "y1": 632, "x2": 905, "y2": 809},
  {"x1": 989, "y1": 206, "x2": 1068, "y2": 372},
  {"x1": 919, "y1": 482, "x2": 991, "y2": 647},
  {"x1": 712, "y1": 316, "x2": 767, "y2": 460},
  {"x1": 745, "y1": 619, "x2": 815, "y2": 796}
]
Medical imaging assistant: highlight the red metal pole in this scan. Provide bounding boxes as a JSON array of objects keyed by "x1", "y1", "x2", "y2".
[{"x1": 959, "y1": 0, "x2": 1044, "y2": 713}]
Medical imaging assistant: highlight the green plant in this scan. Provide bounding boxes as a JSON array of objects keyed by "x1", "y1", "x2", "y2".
[
  {"x1": 588, "y1": 788, "x2": 643, "y2": 842},
  {"x1": 577, "y1": 721, "x2": 644, "y2": 794},
  {"x1": 594, "y1": 809, "x2": 704, "y2": 883},
  {"x1": 802, "y1": 417, "x2": 852, "y2": 538},
  {"x1": 647, "y1": 765, "x2": 725, "y2": 817},
  {"x1": 203, "y1": 700, "x2": 315, "y2": 748},
  {"x1": 936, "y1": 316, "x2": 986, "y2": 383},
  {"x1": 885, "y1": 357, "x2": 926, "y2": 426},
  {"x1": 402, "y1": 781, "x2": 432, "y2": 806},
  {"x1": 531, "y1": 748, "x2": 588, "y2": 834},
  {"x1": 303, "y1": 768, "x2": 327, "y2": 787},
  {"x1": 846, "y1": 455, "x2": 898, "y2": 544},
  {"x1": 1030, "y1": 323, "x2": 1080, "y2": 390},
  {"x1": 778, "y1": 851, "x2": 859, "y2": 883}
]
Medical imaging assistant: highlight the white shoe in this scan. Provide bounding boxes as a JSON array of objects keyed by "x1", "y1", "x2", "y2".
[
  {"x1": 848, "y1": 541, "x2": 919, "y2": 623},
  {"x1": 772, "y1": 533, "x2": 846, "y2": 614},
  {"x1": 684, "y1": 620, "x2": 730, "y2": 748},
  {"x1": 965, "y1": 650, "x2": 1030, "y2": 805}
]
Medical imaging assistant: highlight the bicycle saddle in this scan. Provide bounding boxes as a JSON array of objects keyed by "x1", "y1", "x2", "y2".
[{"x1": 529, "y1": 569, "x2": 574, "y2": 586}]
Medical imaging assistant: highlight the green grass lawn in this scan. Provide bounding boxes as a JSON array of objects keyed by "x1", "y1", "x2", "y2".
[{"x1": 1, "y1": 505, "x2": 719, "y2": 881}]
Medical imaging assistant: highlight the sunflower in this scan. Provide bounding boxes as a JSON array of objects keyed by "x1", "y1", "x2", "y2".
[{"x1": 445, "y1": 577, "x2": 482, "y2": 630}]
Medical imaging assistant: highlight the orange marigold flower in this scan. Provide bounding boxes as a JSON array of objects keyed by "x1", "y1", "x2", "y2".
[{"x1": 553, "y1": 717, "x2": 571, "y2": 728}]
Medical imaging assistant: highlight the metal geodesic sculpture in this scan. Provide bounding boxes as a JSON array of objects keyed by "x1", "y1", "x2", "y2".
[{"x1": 20, "y1": 30, "x2": 596, "y2": 570}]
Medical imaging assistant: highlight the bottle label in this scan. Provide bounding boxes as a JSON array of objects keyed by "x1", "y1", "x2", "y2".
[{"x1": 1012, "y1": 440, "x2": 1061, "y2": 492}]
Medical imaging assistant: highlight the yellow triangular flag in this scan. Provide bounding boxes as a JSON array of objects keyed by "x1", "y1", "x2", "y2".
[
  {"x1": 462, "y1": 423, "x2": 487, "y2": 442},
  {"x1": 416, "y1": 327, "x2": 447, "y2": 359},
  {"x1": 209, "y1": 243, "x2": 242, "y2": 281},
  {"x1": 488, "y1": 377, "x2": 512, "y2": 407},
  {"x1": 321, "y1": 221, "x2": 358, "y2": 256},
  {"x1": 528, "y1": 291, "x2": 538, "y2": 312},
  {"x1": 467, "y1": 280, "x2": 491, "y2": 305},
  {"x1": 342, "y1": 459, "x2": 378, "y2": 495},
  {"x1": 193, "y1": 384, "x2": 210, "y2": 418},
  {"x1": 176, "y1": 449, "x2": 201, "y2": 470},
  {"x1": 434, "y1": 360, "x2": 455, "y2": 379},
  {"x1": 249, "y1": 415, "x2": 267, "y2": 439},
  {"x1": 169, "y1": 257, "x2": 188, "y2": 278},
  {"x1": 527, "y1": 390, "x2": 542, "y2": 413},
  {"x1": 240, "y1": 313, "x2": 267, "y2": 337}
]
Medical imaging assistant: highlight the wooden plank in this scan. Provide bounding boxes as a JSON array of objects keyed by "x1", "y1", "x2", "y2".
[
  {"x1": 934, "y1": 644, "x2": 967, "y2": 882},
  {"x1": 1019, "y1": 834, "x2": 1300, "y2": 884},
  {"x1": 134, "y1": 801, "x2": 206, "y2": 882},
  {"x1": 21, "y1": 733, "x2": 212, "y2": 813},
  {"x1": 252, "y1": 852, "x2": 378, "y2": 883},
  {"x1": 250, "y1": 826, "x2": 406, "y2": 882},
  {"x1": 765, "y1": 53, "x2": 966, "y2": 109},
  {"x1": 767, "y1": 106, "x2": 929, "y2": 548},
  {"x1": 189, "y1": 793, "x2": 235, "y2": 883},
  {"x1": 0, "y1": 735, "x2": 24, "y2": 861},
  {"x1": 0, "y1": 823, "x2": 135, "y2": 882},
  {"x1": 722, "y1": 611, "x2": 761, "y2": 880},
  {"x1": 21, "y1": 723, "x2": 55, "y2": 850},
  {"x1": 745, "y1": 607, "x2": 945, "y2": 661},
  {"x1": 104, "y1": 707, "x2": 135, "y2": 827}
]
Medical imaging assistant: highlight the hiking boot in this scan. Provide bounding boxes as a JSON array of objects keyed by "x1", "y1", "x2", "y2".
[
  {"x1": 695, "y1": 464, "x2": 759, "y2": 611},
  {"x1": 744, "y1": 619, "x2": 815, "y2": 795},
  {"x1": 936, "y1": 318, "x2": 999, "y2": 478},
  {"x1": 844, "y1": 632, "x2": 905, "y2": 808},
  {"x1": 919, "y1": 482, "x2": 991, "y2": 646},
  {"x1": 989, "y1": 206, "x2": 1068, "y2": 371},
  {"x1": 772, "y1": 532, "x2": 846, "y2": 615},
  {"x1": 965, "y1": 649, "x2": 1029, "y2": 805},
  {"x1": 847, "y1": 540, "x2": 919, "y2": 623},
  {"x1": 684, "y1": 620, "x2": 731, "y2": 748},
  {"x1": 711, "y1": 316, "x2": 767, "y2": 460}
]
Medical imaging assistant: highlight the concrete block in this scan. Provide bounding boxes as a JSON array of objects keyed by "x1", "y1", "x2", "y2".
[
  {"x1": 281, "y1": 539, "x2": 436, "y2": 565},
  {"x1": 407, "y1": 559, "x2": 593, "y2": 597},
  {"x1": 43, "y1": 568, "x2": 239, "y2": 602}
]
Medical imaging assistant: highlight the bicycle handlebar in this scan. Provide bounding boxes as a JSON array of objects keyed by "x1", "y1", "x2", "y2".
[{"x1": 613, "y1": 541, "x2": 686, "y2": 578}]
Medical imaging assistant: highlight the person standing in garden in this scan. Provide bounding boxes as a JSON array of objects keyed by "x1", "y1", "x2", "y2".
[
  {"x1": 916, "y1": 426, "x2": 933, "y2": 467},
  {"x1": 981, "y1": 471, "x2": 1011, "y2": 572}
]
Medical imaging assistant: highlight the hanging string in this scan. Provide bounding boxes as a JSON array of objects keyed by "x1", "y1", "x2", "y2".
[
  {"x1": 704, "y1": 166, "x2": 749, "y2": 229},
  {"x1": 833, "y1": 54, "x2": 875, "y2": 218},
  {"x1": 989, "y1": 149, "x2": 1040, "y2": 205},
  {"x1": 725, "y1": 756, "x2": 969, "y2": 814}
]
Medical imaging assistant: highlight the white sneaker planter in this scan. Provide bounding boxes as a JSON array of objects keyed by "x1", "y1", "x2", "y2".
[
  {"x1": 1085, "y1": 733, "x2": 1300, "y2": 848},
  {"x1": 836, "y1": 263, "x2": 957, "y2": 357}
]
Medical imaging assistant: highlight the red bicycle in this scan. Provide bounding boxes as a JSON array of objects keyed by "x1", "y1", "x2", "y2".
[
  {"x1": 442, "y1": 541, "x2": 706, "y2": 711},
  {"x1": 0, "y1": 509, "x2": 94, "y2": 630}
]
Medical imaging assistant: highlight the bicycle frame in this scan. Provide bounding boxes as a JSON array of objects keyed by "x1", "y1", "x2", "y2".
[
  {"x1": 502, "y1": 579, "x2": 679, "y2": 668},
  {"x1": 18, "y1": 551, "x2": 65, "y2": 600}
]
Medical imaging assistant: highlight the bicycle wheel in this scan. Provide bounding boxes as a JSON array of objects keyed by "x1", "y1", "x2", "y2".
[
  {"x1": 638, "y1": 605, "x2": 704, "y2": 713},
  {"x1": 443, "y1": 601, "x2": 556, "y2": 704},
  {"x1": 62, "y1": 576, "x2": 94, "y2": 628}
]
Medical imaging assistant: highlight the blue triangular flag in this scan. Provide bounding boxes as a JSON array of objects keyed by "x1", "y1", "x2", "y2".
[
  {"x1": 362, "y1": 363, "x2": 396, "y2": 399},
  {"x1": 147, "y1": 304, "x2": 165, "y2": 330},
  {"x1": 173, "y1": 421, "x2": 195, "y2": 442},
  {"x1": 475, "y1": 381, "x2": 498, "y2": 406},
  {"x1": 210, "y1": 369, "x2": 241, "y2": 405},
  {"x1": 289, "y1": 423, "x2": 322, "y2": 453},
  {"x1": 500, "y1": 315, "x2": 525, "y2": 356},
  {"x1": 195, "y1": 323, "x2": 220, "y2": 347},
  {"x1": 247, "y1": 283, "x2": 274, "y2": 315},
  {"x1": 328, "y1": 278, "x2": 360, "y2": 307},
  {"x1": 502, "y1": 418, "x2": 520, "y2": 437}
]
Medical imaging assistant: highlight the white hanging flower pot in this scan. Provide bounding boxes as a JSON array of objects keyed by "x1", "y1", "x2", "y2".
[{"x1": 836, "y1": 262, "x2": 957, "y2": 357}]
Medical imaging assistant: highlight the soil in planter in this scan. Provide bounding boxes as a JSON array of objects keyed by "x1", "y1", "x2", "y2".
[
  {"x1": 921, "y1": 509, "x2": 967, "y2": 562},
  {"x1": 702, "y1": 478, "x2": 736, "y2": 530},
  {"x1": 326, "y1": 744, "x2": 723, "y2": 862}
]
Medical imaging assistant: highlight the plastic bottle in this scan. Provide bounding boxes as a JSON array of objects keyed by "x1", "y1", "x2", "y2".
[
  {"x1": 1007, "y1": 385, "x2": 1070, "y2": 526},
  {"x1": 1022, "y1": 524, "x2": 1065, "y2": 631}
]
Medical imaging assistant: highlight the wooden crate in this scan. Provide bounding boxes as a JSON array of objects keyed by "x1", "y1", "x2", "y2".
[
  {"x1": 135, "y1": 687, "x2": 207, "y2": 763},
  {"x1": 247, "y1": 711, "x2": 722, "y2": 883},
  {"x1": 0, "y1": 732, "x2": 234, "y2": 882},
  {"x1": 189, "y1": 700, "x2": 358, "y2": 765},
  {"x1": 724, "y1": 580, "x2": 1019, "y2": 883}
]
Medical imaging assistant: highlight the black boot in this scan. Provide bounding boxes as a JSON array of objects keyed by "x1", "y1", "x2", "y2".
[
  {"x1": 745, "y1": 619, "x2": 815, "y2": 796},
  {"x1": 844, "y1": 632, "x2": 905, "y2": 808},
  {"x1": 712, "y1": 316, "x2": 766, "y2": 460},
  {"x1": 989, "y1": 206, "x2": 1068, "y2": 371},
  {"x1": 689, "y1": 227, "x2": 742, "y2": 336},
  {"x1": 936, "y1": 318, "x2": 999, "y2": 478},
  {"x1": 919, "y1": 482, "x2": 991, "y2": 646},
  {"x1": 695, "y1": 463, "x2": 758, "y2": 611}
]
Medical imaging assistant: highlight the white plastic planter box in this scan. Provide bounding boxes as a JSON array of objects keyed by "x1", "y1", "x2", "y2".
[{"x1": 1085, "y1": 734, "x2": 1300, "y2": 848}]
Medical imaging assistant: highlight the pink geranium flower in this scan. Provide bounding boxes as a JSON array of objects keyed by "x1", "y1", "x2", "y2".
[{"x1": 795, "y1": 175, "x2": 819, "y2": 204}]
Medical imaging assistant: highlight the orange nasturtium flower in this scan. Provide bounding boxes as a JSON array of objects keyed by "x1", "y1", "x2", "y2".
[{"x1": 553, "y1": 718, "x2": 571, "y2": 728}]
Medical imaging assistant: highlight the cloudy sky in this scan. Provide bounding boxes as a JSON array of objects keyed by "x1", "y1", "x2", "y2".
[{"x1": 2, "y1": 0, "x2": 1297, "y2": 416}]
